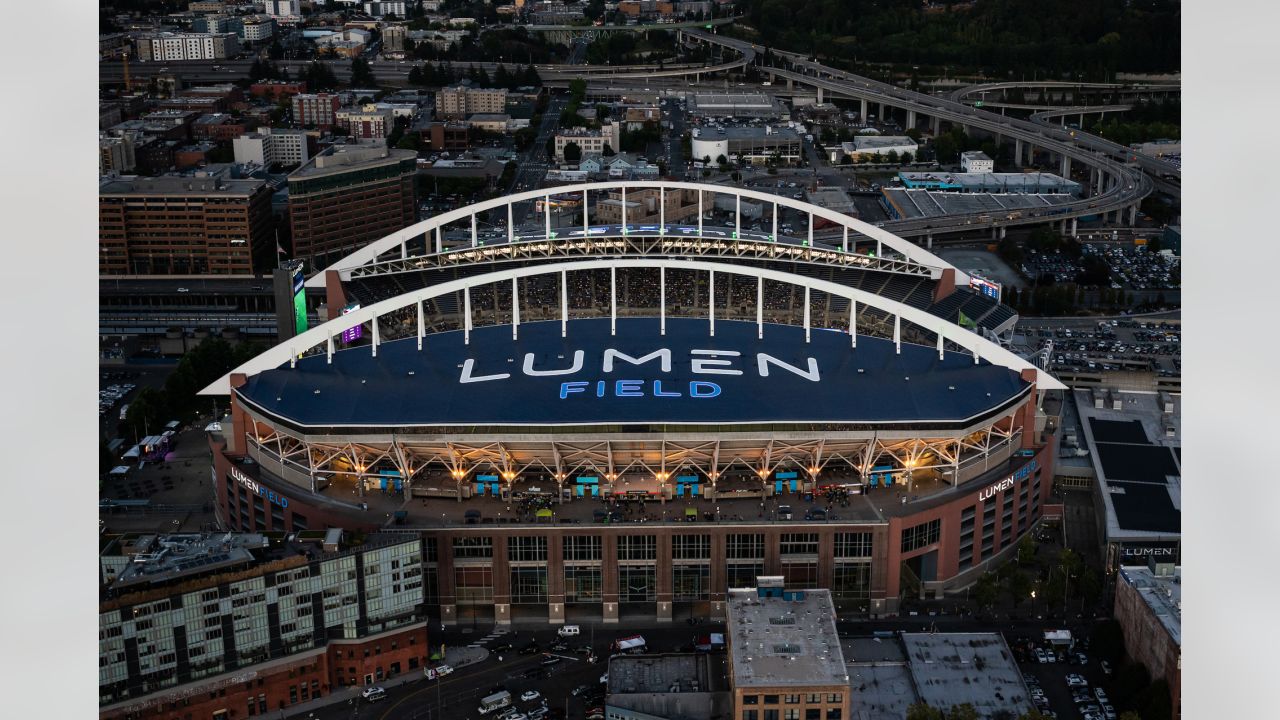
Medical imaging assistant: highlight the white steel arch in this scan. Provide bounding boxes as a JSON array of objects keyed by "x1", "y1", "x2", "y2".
[
  {"x1": 303, "y1": 181, "x2": 964, "y2": 289},
  {"x1": 205, "y1": 258, "x2": 1064, "y2": 396}
]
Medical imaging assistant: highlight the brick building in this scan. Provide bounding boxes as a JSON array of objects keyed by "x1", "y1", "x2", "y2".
[
  {"x1": 1115, "y1": 564, "x2": 1181, "y2": 717},
  {"x1": 98, "y1": 175, "x2": 274, "y2": 275},
  {"x1": 286, "y1": 145, "x2": 418, "y2": 268},
  {"x1": 726, "y1": 583, "x2": 850, "y2": 720},
  {"x1": 97, "y1": 532, "x2": 431, "y2": 720},
  {"x1": 335, "y1": 104, "x2": 395, "y2": 140},
  {"x1": 292, "y1": 93, "x2": 341, "y2": 129},
  {"x1": 251, "y1": 80, "x2": 308, "y2": 100}
]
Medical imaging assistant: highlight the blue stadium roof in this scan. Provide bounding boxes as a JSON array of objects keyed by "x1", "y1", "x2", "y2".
[{"x1": 235, "y1": 318, "x2": 1031, "y2": 430}]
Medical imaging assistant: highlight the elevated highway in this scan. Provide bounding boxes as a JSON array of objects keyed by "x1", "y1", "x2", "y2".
[{"x1": 682, "y1": 29, "x2": 1156, "y2": 240}]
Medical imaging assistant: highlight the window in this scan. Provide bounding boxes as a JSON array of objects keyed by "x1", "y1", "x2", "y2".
[
  {"x1": 673, "y1": 565, "x2": 710, "y2": 601},
  {"x1": 619, "y1": 566, "x2": 655, "y2": 602},
  {"x1": 806, "y1": 711, "x2": 821, "y2": 720},
  {"x1": 743, "y1": 695, "x2": 760, "y2": 705},
  {"x1": 510, "y1": 567, "x2": 548, "y2": 604},
  {"x1": 785, "y1": 711, "x2": 800, "y2": 720},
  {"x1": 452, "y1": 537, "x2": 493, "y2": 560},
  {"x1": 673, "y1": 534, "x2": 711, "y2": 560},
  {"x1": 765, "y1": 711, "x2": 779, "y2": 720},
  {"x1": 617, "y1": 535, "x2": 656, "y2": 561},
  {"x1": 764, "y1": 695, "x2": 780, "y2": 704},
  {"x1": 784, "y1": 695, "x2": 800, "y2": 704},
  {"x1": 508, "y1": 536, "x2": 548, "y2": 563},
  {"x1": 565, "y1": 566, "x2": 602, "y2": 603},
  {"x1": 780, "y1": 533, "x2": 818, "y2": 556},
  {"x1": 834, "y1": 532, "x2": 872, "y2": 558},
  {"x1": 807, "y1": 694, "x2": 821, "y2": 704},
  {"x1": 743, "y1": 712, "x2": 759, "y2": 720},
  {"x1": 563, "y1": 535, "x2": 602, "y2": 561},
  {"x1": 727, "y1": 533, "x2": 764, "y2": 559},
  {"x1": 827, "y1": 694, "x2": 842, "y2": 704},
  {"x1": 826, "y1": 710, "x2": 842, "y2": 720},
  {"x1": 901, "y1": 519, "x2": 941, "y2": 553},
  {"x1": 832, "y1": 562, "x2": 871, "y2": 599},
  {"x1": 727, "y1": 562, "x2": 765, "y2": 589}
]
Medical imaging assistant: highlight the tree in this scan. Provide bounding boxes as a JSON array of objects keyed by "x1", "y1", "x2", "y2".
[
  {"x1": 350, "y1": 57, "x2": 377, "y2": 87},
  {"x1": 1007, "y1": 569, "x2": 1032, "y2": 606},
  {"x1": 972, "y1": 571, "x2": 999, "y2": 608},
  {"x1": 268, "y1": 39, "x2": 285, "y2": 61},
  {"x1": 900, "y1": 151, "x2": 913, "y2": 164},
  {"x1": 1017, "y1": 535, "x2": 1037, "y2": 565},
  {"x1": 947, "y1": 705, "x2": 980, "y2": 720},
  {"x1": 563, "y1": 141, "x2": 582, "y2": 165},
  {"x1": 304, "y1": 61, "x2": 339, "y2": 91},
  {"x1": 545, "y1": 136, "x2": 556, "y2": 161},
  {"x1": 568, "y1": 78, "x2": 587, "y2": 102},
  {"x1": 715, "y1": 154, "x2": 727, "y2": 166},
  {"x1": 602, "y1": 144, "x2": 615, "y2": 157},
  {"x1": 907, "y1": 704, "x2": 944, "y2": 720}
]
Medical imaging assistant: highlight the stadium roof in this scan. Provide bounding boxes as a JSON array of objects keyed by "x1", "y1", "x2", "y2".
[{"x1": 235, "y1": 318, "x2": 1031, "y2": 431}]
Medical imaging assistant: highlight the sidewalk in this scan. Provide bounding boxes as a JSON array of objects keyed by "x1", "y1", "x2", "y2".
[{"x1": 278, "y1": 646, "x2": 490, "y2": 719}]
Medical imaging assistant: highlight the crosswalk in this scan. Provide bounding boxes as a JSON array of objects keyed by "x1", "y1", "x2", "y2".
[{"x1": 467, "y1": 627, "x2": 510, "y2": 649}]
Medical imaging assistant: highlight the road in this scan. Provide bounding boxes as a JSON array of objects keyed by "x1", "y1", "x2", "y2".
[{"x1": 682, "y1": 29, "x2": 1157, "y2": 239}]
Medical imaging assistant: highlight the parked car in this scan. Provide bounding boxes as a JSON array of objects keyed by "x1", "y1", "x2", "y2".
[
  {"x1": 1066, "y1": 673, "x2": 1089, "y2": 687},
  {"x1": 571, "y1": 684, "x2": 591, "y2": 697},
  {"x1": 362, "y1": 686, "x2": 387, "y2": 701},
  {"x1": 521, "y1": 691, "x2": 542, "y2": 702}
]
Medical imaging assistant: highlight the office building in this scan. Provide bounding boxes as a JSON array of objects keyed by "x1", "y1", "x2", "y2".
[
  {"x1": 264, "y1": 0, "x2": 302, "y2": 19},
  {"x1": 555, "y1": 123, "x2": 619, "y2": 160},
  {"x1": 436, "y1": 85, "x2": 508, "y2": 119},
  {"x1": 363, "y1": 0, "x2": 408, "y2": 16},
  {"x1": 691, "y1": 126, "x2": 801, "y2": 165},
  {"x1": 605, "y1": 654, "x2": 730, "y2": 720},
  {"x1": 292, "y1": 93, "x2": 341, "y2": 128},
  {"x1": 726, "y1": 582, "x2": 850, "y2": 720},
  {"x1": 99, "y1": 175, "x2": 274, "y2": 275},
  {"x1": 834, "y1": 136, "x2": 919, "y2": 163},
  {"x1": 961, "y1": 150, "x2": 995, "y2": 174},
  {"x1": 593, "y1": 187, "x2": 701, "y2": 225},
  {"x1": 287, "y1": 145, "x2": 418, "y2": 267},
  {"x1": 335, "y1": 104, "x2": 396, "y2": 140},
  {"x1": 100, "y1": 134, "x2": 137, "y2": 175},
  {"x1": 97, "y1": 532, "x2": 431, "y2": 720},
  {"x1": 233, "y1": 127, "x2": 310, "y2": 167},
  {"x1": 382, "y1": 24, "x2": 407, "y2": 57}
]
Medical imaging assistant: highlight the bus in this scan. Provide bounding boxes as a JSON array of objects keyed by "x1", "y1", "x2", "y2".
[{"x1": 478, "y1": 690, "x2": 512, "y2": 715}]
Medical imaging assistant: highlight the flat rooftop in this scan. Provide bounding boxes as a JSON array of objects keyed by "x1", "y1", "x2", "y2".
[
  {"x1": 726, "y1": 587, "x2": 847, "y2": 688},
  {"x1": 99, "y1": 175, "x2": 266, "y2": 196},
  {"x1": 236, "y1": 317, "x2": 1030, "y2": 430},
  {"x1": 606, "y1": 653, "x2": 731, "y2": 720},
  {"x1": 901, "y1": 633, "x2": 1030, "y2": 718},
  {"x1": 1075, "y1": 389, "x2": 1181, "y2": 540},
  {"x1": 898, "y1": 171, "x2": 1081, "y2": 194},
  {"x1": 109, "y1": 532, "x2": 267, "y2": 590},
  {"x1": 289, "y1": 145, "x2": 415, "y2": 178},
  {"x1": 698, "y1": 126, "x2": 800, "y2": 142},
  {"x1": 882, "y1": 188, "x2": 1075, "y2": 220},
  {"x1": 1118, "y1": 566, "x2": 1182, "y2": 646},
  {"x1": 689, "y1": 93, "x2": 780, "y2": 114}
]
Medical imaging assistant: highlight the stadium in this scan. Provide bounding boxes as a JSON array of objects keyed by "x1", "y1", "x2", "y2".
[{"x1": 201, "y1": 181, "x2": 1064, "y2": 621}]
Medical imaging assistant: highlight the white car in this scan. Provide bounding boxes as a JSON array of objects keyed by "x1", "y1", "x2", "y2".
[
  {"x1": 521, "y1": 691, "x2": 542, "y2": 702},
  {"x1": 1066, "y1": 674, "x2": 1089, "y2": 687},
  {"x1": 1094, "y1": 688, "x2": 1109, "y2": 703},
  {"x1": 362, "y1": 686, "x2": 387, "y2": 701},
  {"x1": 435, "y1": 664, "x2": 454, "y2": 677},
  {"x1": 600, "y1": 672, "x2": 609, "y2": 684}
]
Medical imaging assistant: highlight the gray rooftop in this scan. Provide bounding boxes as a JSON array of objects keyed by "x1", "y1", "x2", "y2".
[
  {"x1": 111, "y1": 533, "x2": 266, "y2": 590},
  {"x1": 99, "y1": 175, "x2": 267, "y2": 196},
  {"x1": 606, "y1": 653, "x2": 731, "y2": 720},
  {"x1": 901, "y1": 633, "x2": 1030, "y2": 719},
  {"x1": 726, "y1": 586, "x2": 848, "y2": 688},
  {"x1": 1118, "y1": 566, "x2": 1182, "y2": 645},
  {"x1": 290, "y1": 145, "x2": 416, "y2": 178}
]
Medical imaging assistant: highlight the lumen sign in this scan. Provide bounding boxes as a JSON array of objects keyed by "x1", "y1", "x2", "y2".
[
  {"x1": 976, "y1": 459, "x2": 1038, "y2": 503},
  {"x1": 230, "y1": 466, "x2": 289, "y2": 509},
  {"x1": 457, "y1": 347, "x2": 820, "y2": 401}
]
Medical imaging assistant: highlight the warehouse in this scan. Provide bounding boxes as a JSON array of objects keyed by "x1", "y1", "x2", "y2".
[{"x1": 690, "y1": 126, "x2": 801, "y2": 165}]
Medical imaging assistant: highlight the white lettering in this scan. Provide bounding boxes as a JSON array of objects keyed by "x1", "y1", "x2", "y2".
[
  {"x1": 230, "y1": 467, "x2": 259, "y2": 495},
  {"x1": 977, "y1": 476, "x2": 1015, "y2": 503},
  {"x1": 602, "y1": 348, "x2": 671, "y2": 373},
  {"x1": 459, "y1": 358, "x2": 511, "y2": 384},
  {"x1": 690, "y1": 349, "x2": 743, "y2": 376},
  {"x1": 756, "y1": 353, "x2": 820, "y2": 382},
  {"x1": 523, "y1": 350, "x2": 584, "y2": 376}
]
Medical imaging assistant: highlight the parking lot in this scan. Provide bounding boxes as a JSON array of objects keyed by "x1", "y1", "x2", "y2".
[
  {"x1": 1020, "y1": 318, "x2": 1181, "y2": 376},
  {"x1": 1009, "y1": 633, "x2": 1119, "y2": 720},
  {"x1": 1020, "y1": 244, "x2": 1179, "y2": 292}
]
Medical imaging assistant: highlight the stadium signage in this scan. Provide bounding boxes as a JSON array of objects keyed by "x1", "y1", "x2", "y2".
[
  {"x1": 976, "y1": 459, "x2": 1038, "y2": 503},
  {"x1": 230, "y1": 466, "x2": 289, "y2": 509},
  {"x1": 457, "y1": 348, "x2": 820, "y2": 401},
  {"x1": 1120, "y1": 543, "x2": 1179, "y2": 564}
]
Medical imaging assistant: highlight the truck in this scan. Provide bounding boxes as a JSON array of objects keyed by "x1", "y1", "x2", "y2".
[
  {"x1": 478, "y1": 690, "x2": 512, "y2": 715},
  {"x1": 611, "y1": 635, "x2": 647, "y2": 654}
]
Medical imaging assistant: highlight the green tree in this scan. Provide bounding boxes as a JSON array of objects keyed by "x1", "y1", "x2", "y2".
[
  {"x1": 563, "y1": 141, "x2": 582, "y2": 165},
  {"x1": 568, "y1": 78, "x2": 587, "y2": 102},
  {"x1": 602, "y1": 144, "x2": 615, "y2": 157},
  {"x1": 900, "y1": 151, "x2": 913, "y2": 164},
  {"x1": 304, "y1": 61, "x2": 339, "y2": 91},
  {"x1": 1007, "y1": 569, "x2": 1032, "y2": 606},
  {"x1": 1017, "y1": 535, "x2": 1037, "y2": 565},
  {"x1": 947, "y1": 705, "x2": 980, "y2": 720},
  {"x1": 886, "y1": 150, "x2": 899, "y2": 164},
  {"x1": 907, "y1": 704, "x2": 944, "y2": 720},
  {"x1": 972, "y1": 571, "x2": 999, "y2": 608},
  {"x1": 350, "y1": 57, "x2": 377, "y2": 87}
]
